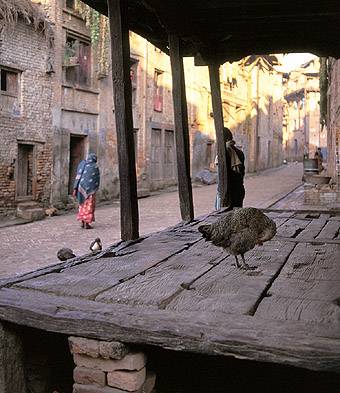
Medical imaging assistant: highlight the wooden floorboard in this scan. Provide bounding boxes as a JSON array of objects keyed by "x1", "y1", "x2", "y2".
[
  {"x1": 279, "y1": 243, "x2": 340, "y2": 281},
  {"x1": 0, "y1": 210, "x2": 339, "y2": 374},
  {"x1": 95, "y1": 239, "x2": 227, "y2": 307}
]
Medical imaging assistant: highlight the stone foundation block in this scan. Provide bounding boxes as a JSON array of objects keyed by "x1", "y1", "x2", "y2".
[
  {"x1": 69, "y1": 337, "x2": 100, "y2": 358},
  {"x1": 99, "y1": 341, "x2": 129, "y2": 360},
  {"x1": 73, "y1": 383, "x2": 131, "y2": 393},
  {"x1": 74, "y1": 366, "x2": 106, "y2": 387},
  {"x1": 107, "y1": 368, "x2": 146, "y2": 391},
  {"x1": 74, "y1": 352, "x2": 146, "y2": 372}
]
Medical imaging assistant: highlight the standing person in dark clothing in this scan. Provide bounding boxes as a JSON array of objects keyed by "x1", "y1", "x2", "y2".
[{"x1": 215, "y1": 127, "x2": 245, "y2": 209}]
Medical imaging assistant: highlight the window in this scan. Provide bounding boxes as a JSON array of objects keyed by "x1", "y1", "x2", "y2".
[
  {"x1": 130, "y1": 58, "x2": 138, "y2": 105},
  {"x1": 0, "y1": 67, "x2": 19, "y2": 113},
  {"x1": 65, "y1": 0, "x2": 75, "y2": 9},
  {"x1": 1, "y1": 68, "x2": 18, "y2": 95},
  {"x1": 153, "y1": 69, "x2": 163, "y2": 112},
  {"x1": 64, "y1": 35, "x2": 91, "y2": 87}
]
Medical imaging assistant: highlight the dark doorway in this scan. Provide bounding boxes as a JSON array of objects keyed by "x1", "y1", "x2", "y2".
[
  {"x1": 68, "y1": 135, "x2": 86, "y2": 194},
  {"x1": 17, "y1": 143, "x2": 34, "y2": 199}
]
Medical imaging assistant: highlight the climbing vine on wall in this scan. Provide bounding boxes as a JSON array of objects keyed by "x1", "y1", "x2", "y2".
[{"x1": 74, "y1": 0, "x2": 109, "y2": 76}]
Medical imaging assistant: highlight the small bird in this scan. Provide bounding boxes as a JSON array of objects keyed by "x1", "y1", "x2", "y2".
[
  {"x1": 198, "y1": 207, "x2": 276, "y2": 270},
  {"x1": 90, "y1": 238, "x2": 102, "y2": 253},
  {"x1": 57, "y1": 248, "x2": 76, "y2": 261}
]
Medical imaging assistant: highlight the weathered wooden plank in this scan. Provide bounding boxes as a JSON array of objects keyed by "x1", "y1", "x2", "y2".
[
  {"x1": 279, "y1": 243, "x2": 340, "y2": 281},
  {"x1": 295, "y1": 218, "x2": 327, "y2": 240},
  {"x1": 165, "y1": 241, "x2": 296, "y2": 315},
  {"x1": 108, "y1": 0, "x2": 139, "y2": 240},
  {"x1": 256, "y1": 295, "x2": 340, "y2": 325},
  {"x1": 15, "y1": 231, "x2": 201, "y2": 299},
  {"x1": 0, "y1": 322, "x2": 26, "y2": 393},
  {"x1": 0, "y1": 239, "x2": 130, "y2": 289},
  {"x1": 316, "y1": 220, "x2": 340, "y2": 240},
  {"x1": 0, "y1": 288, "x2": 340, "y2": 373},
  {"x1": 276, "y1": 218, "x2": 310, "y2": 238},
  {"x1": 265, "y1": 278, "x2": 340, "y2": 302},
  {"x1": 96, "y1": 239, "x2": 227, "y2": 306},
  {"x1": 209, "y1": 63, "x2": 229, "y2": 207},
  {"x1": 169, "y1": 34, "x2": 194, "y2": 222}
]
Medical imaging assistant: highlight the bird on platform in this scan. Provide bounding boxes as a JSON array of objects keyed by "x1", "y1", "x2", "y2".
[
  {"x1": 57, "y1": 248, "x2": 76, "y2": 261},
  {"x1": 90, "y1": 237, "x2": 102, "y2": 253},
  {"x1": 198, "y1": 207, "x2": 276, "y2": 270}
]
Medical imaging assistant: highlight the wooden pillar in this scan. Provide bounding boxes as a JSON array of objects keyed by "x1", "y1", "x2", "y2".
[
  {"x1": 169, "y1": 34, "x2": 194, "y2": 221},
  {"x1": 107, "y1": 0, "x2": 139, "y2": 240},
  {"x1": 208, "y1": 63, "x2": 229, "y2": 207},
  {"x1": 0, "y1": 323, "x2": 26, "y2": 393}
]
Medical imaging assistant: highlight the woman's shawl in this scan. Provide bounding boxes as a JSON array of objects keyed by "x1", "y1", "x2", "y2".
[
  {"x1": 215, "y1": 140, "x2": 243, "y2": 172},
  {"x1": 73, "y1": 153, "x2": 100, "y2": 205}
]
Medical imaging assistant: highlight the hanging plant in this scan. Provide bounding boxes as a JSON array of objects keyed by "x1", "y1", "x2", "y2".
[{"x1": 74, "y1": 0, "x2": 109, "y2": 76}]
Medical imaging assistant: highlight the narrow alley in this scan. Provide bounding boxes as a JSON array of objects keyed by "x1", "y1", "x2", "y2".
[{"x1": 0, "y1": 163, "x2": 302, "y2": 279}]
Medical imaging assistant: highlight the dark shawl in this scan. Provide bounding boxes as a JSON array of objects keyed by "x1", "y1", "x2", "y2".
[{"x1": 73, "y1": 153, "x2": 100, "y2": 205}]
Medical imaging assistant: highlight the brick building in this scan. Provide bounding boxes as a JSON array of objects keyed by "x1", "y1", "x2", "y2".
[
  {"x1": 282, "y1": 57, "x2": 323, "y2": 161},
  {"x1": 0, "y1": 0, "x2": 54, "y2": 215},
  {"x1": 326, "y1": 57, "x2": 340, "y2": 189},
  {"x1": 0, "y1": 0, "x2": 286, "y2": 215}
]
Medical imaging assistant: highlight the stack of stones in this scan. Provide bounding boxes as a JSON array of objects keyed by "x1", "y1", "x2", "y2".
[
  {"x1": 69, "y1": 337, "x2": 156, "y2": 393},
  {"x1": 304, "y1": 183, "x2": 339, "y2": 205}
]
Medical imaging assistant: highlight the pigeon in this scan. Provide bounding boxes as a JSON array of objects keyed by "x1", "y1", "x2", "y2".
[
  {"x1": 57, "y1": 248, "x2": 76, "y2": 261},
  {"x1": 90, "y1": 238, "x2": 102, "y2": 253}
]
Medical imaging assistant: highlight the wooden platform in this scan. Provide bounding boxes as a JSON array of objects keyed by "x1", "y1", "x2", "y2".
[{"x1": 0, "y1": 209, "x2": 339, "y2": 373}]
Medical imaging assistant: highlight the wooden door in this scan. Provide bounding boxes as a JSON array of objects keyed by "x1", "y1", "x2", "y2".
[
  {"x1": 68, "y1": 136, "x2": 85, "y2": 194},
  {"x1": 164, "y1": 130, "x2": 175, "y2": 179},
  {"x1": 16, "y1": 144, "x2": 34, "y2": 198},
  {"x1": 151, "y1": 128, "x2": 162, "y2": 180}
]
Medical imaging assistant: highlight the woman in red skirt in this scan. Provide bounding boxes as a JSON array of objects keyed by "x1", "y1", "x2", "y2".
[{"x1": 72, "y1": 153, "x2": 100, "y2": 229}]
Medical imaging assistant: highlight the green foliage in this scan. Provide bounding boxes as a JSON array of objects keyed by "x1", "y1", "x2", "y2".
[{"x1": 74, "y1": 0, "x2": 109, "y2": 76}]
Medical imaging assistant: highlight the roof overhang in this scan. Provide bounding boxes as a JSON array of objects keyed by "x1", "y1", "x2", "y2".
[{"x1": 81, "y1": 0, "x2": 340, "y2": 63}]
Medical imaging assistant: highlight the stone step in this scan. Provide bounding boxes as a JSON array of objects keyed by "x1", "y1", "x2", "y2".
[
  {"x1": 16, "y1": 201, "x2": 40, "y2": 210},
  {"x1": 16, "y1": 205, "x2": 45, "y2": 221},
  {"x1": 137, "y1": 188, "x2": 150, "y2": 199}
]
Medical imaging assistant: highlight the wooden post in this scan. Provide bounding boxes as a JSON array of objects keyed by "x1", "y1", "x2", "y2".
[
  {"x1": 169, "y1": 34, "x2": 194, "y2": 221},
  {"x1": 0, "y1": 323, "x2": 26, "y2": 393},
  {"x1": 208, "y1": 63, "x2": 229, "y2": 207},
  {"x1": 107, "y1": 0, "x2": 139, "y2": 240}
]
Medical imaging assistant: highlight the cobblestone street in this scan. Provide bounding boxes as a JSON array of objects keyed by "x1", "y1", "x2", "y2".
[{"x1": 0, "y1": 163, "x2": 302, "y2": 279}]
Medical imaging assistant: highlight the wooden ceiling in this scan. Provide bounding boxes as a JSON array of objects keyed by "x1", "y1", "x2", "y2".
[{"x1": 84, "y1": 0, "x2": 340, "y2": 63}]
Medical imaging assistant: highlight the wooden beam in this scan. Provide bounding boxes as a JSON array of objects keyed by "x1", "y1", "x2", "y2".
[
  {"x1": 169, "y1": 34, "x2": 194, "y2": 221},
  {"x1": 1, "y1": 288, "x2": 340, "y2": 373},
  {"x1": 107, "y1": 0, "x2": 139, "y2": 240},
  {"x1": 208, "y1": 64, "x2": 229, "y2": 207}
]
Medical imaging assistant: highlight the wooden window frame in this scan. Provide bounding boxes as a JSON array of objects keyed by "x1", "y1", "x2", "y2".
[
  {"x1": 64, "y1": 33, "x2": 91, "y2": 88},
  {"x1": 0, "y1": 67, "x2": 20, "y2": 114},
  {"x1": 153, "y1": 69, "x2": 164, "y2": 112}
]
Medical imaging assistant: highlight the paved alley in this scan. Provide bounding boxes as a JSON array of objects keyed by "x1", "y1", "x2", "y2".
[{"x1": 0, "y1": 163, "x2": 302, "y2": 279}]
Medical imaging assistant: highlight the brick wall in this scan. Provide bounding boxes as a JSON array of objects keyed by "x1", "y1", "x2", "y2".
[{"x1": 0, "y1": 20, "x2": 54, "y2": 211}]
